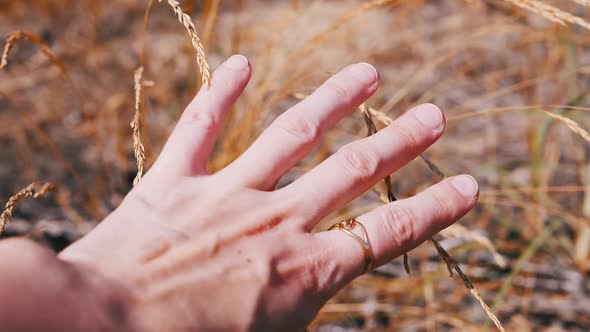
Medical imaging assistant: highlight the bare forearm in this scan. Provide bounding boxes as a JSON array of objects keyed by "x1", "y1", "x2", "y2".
[{"x1": 0, "y1": 238, "x2": 135, "y2": 332}]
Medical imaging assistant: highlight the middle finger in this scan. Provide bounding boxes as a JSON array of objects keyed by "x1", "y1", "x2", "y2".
[
  {"x1": 219, "y1": 63, "x2": 380, "y2": 190},
  {"x1": 280, "y1": 103, "x2": 446, "y2": 230}
]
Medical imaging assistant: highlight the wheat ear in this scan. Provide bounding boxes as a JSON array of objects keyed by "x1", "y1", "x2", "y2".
[
  {"x1": 1, "y1": 31, "x2": 66, "y2": 72},
  {"x1": 0, "y1": 32, "x2": 19, "y2": 69},
  {"x1": 131, "y1": 66, "x2": 147, "y2": 186},
  {"x1": 160, "y1": 0, "x2": 211, "y2": 87},
  {"x1": 1, "y1": 182, "x2": 56, "y2": 235}
]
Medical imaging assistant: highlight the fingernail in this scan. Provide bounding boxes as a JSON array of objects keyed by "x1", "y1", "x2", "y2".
[
  {"x1": 353, "y1": 62, "x2": 380, "y2": 86},
  {"x1": 414, "y1": 103, "x2": 444, "y2": 129},
  {"x1": 224, "y1": 54, "x2": 249, "y2": 70},
  {"x1": 451, "y1": 175, "x2": 479, "y2": 199}
]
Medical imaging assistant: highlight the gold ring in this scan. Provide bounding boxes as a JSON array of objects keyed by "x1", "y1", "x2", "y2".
[{"x1": 329, "y1": 218, "x2": 375, "y2": 274}]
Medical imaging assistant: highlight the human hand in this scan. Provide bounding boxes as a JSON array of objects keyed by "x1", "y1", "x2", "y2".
[{"x1": 59, "y1": 55, "x2": 479, "y2": 332}]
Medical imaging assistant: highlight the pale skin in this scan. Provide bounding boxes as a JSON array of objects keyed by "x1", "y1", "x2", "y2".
[{"x1": 0, "y1": 55, "x2": 478, "y2": 331}]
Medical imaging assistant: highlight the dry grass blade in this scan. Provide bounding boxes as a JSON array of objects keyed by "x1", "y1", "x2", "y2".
[
  {"x1": 140, "y1": 0, "x2": 156, "y2": 66},
  {"x1": 367, "y1": 107, "x2": 393, "y2": 126},
  {"x1": 361, "y1": 104, "x2": 409, "y2": 273},
  {"x1": 420, "y1": 153, "x2": 445, "y2": 179},
  {"x1": 131, "y1": 66, "x2": 147, "y2": 186},
  {"x1": 159, "y1": 0, "x2": 211, "y2": 87},
  {"x1": 1, "y1": 31, "x2": 66, "y2": 72},
  {"x1": 0, "y1": 182, "x2": 56, "y2": 235},
  {"x1": 503, "y1": 0, "x2": 590, "y2": 31},
  {"x1": 1, "y1": 31, "x2": 113, "y2": 202},
  {"x1": 0, "y1": 32, "x2": 18, "y2": 69},
  {"x1": 361, "y1": 104, "x2": 504, "y2": 330},
  {"x1": 432, "y1": 239, "x2": 505, "y2": 332},
  {"x1": 441, "y1": 224, "x2": 507, "y2": 268},
  {"x1": 0, "y1": 92, "x2": 103, "y2": 220},
  {"x1": 364, "y1": 104, "x2": 446, "y2": 178},
  {"x1": 360, "y1": 104, "x2": 397, "y2": 203},
  {"x1": 542, "y1": 110, "x2": 590, "y2": 143}
]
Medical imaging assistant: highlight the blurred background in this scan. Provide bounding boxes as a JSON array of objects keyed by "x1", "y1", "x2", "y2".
[{"x1": 1, "y1": 0, "x2": 589, "y2": 331}]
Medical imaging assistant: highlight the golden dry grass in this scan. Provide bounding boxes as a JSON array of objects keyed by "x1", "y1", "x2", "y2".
[
  {"x1": 0, "y1": 182, "x2": 55, "y2": 234},
  {"x1": 160, "y1": 0, "x2": 211, "y2": 87},
  {"x1": 1, "y1": 31, "x2": 65, "y2": 72},
  {"x1": 132, "y1": 66, "x2": 146, "y2": 186},
  {"x1": 1, "y1": 0, "x2": 590, "y2": 330},
  {"x1": 432, "y1": 239, "x2": 505, "y2": 332},
  {"x1": 362, "y1": 102, "x2": 504, "y2": 330}
]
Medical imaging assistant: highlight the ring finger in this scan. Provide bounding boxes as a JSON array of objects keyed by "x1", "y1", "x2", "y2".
[{"x1": 311, "y1": 175, "x2": 479, "y2": 295}]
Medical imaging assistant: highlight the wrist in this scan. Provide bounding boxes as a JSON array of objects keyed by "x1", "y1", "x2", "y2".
[
  {"x1": 65, "y1": 259, "x2": 139, "y2": 332},
  {"x1": 0, "y1": 238, "x2": 138, "y2": 332}
]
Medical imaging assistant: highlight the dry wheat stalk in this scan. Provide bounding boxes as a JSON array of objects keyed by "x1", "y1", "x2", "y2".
[
  {"x1": 1, "y1": 31, "x2": 66, "y2": 72},
  {"x1": 365, "y1": 106, "x2": 446, "y2": 178},
  {"x1": 131, "y1": 66, "x2": 147, "y2": 186},
  {"x1": 130, "y1": 0, "x2": 156, "y2": 189},
  {"x1": 140, "y1": 0, "x2": 156, "y2": 66},
  {"x1": 432, "y1": 240, "x2": 505, "y2": 332},
  {"x1": 503, "y1": 0, "x2": 590, "y2": 31},
  {"x1": 359, "y1": 105, "x2": 394, "y2": 196},
  {"x1": 159, "y1": 0, "x2": 211, "y2": 87},
  {"x1": 360, "y1": 104, "x2": 411, "y2": 273},
  {"x1": 542, "y1": 110, "x2": 590, "y2": 143},
  {"x1": 0, "y1": 182, "x2": 56, "y2": 235},
  {"x1": 0, "y1": 32, "x2": 19, "y2": 69},
  {"x1": 0, "y1": 92, "x2": 104, "y2": 220},
  {"x1": 441, "y1": 224, "x2": 507, "y2": 268},
  {"x1": 361, "y1": 104, "x2": 505, "y2": 331},
  {"x1": 1, "y1": 31, "x2": 114, "y2": 201}
]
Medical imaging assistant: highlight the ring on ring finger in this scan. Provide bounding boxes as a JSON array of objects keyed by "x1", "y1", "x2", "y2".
[{"x1": 329, "y1": 218, "x2": 374, "y2": 274}]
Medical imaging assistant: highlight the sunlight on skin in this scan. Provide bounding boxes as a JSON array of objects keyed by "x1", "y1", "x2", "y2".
[{"x1": 0, "y1": 55, "x2": 478, "y2": 332}]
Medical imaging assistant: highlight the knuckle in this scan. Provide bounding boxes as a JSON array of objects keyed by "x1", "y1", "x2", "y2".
[
  {"x1": 338, "y1": 143, "x2": 379, "y2": 186},
  {"x1": 324, "y1": 79, "x2": 353, "y2": 102},
  {"x1": 298, "y1": 239, "x2": 337, "y2": 297},
  {"x1": 184, "y1": 109, "x2": 218, "y2": 133},
  {"x1": 299, "y1": 251, "x2": 322, "y2": 294},
  {"x1": 275, "y1": 113, "x2": 319, "y2": 144},
  {"x1": 392, "y1": 122, "x2": 419, "y2": 148},
  {"x1": 379, "y1": 206, "x2": 417, "y2": 250}
]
